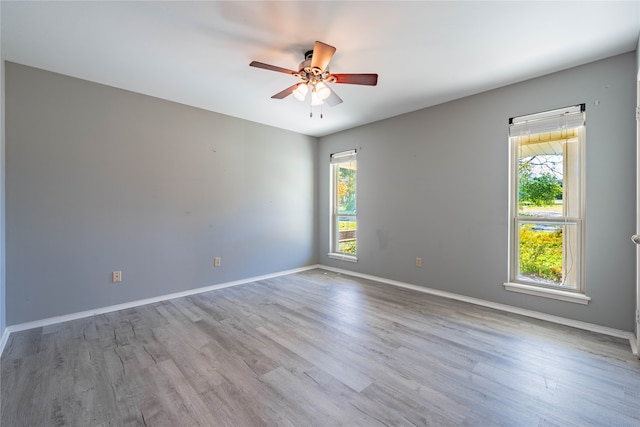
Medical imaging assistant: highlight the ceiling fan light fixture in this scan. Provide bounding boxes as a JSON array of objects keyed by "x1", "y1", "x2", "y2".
[
  {"x1": 311, "y1": 90, "x2": 324, "y2": 106},
  {"x1": 292, "y1": 83, "x2": 308, "y2": 101},
  {"x1": 315, "y1": 82, "x2": 331, "y2": 100}
]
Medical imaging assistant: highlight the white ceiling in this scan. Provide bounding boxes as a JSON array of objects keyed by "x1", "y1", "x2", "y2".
[{"x1": 2, "y1": 1, "x2": 639, "y2": 137}]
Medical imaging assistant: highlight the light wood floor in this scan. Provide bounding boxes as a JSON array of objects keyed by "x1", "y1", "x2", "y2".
[{"x1": 2, "y1": 269, "x2": 639, "y2": 426}]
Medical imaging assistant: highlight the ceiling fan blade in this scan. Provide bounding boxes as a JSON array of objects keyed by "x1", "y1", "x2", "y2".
[
  {"x1": 325, "y1": 87, "x2": 343, "y2": 107},
  {"x1": 271, "y1": 83, "x2": 300, "y2": 99},
  {"x1": 310, "y1": 41, "x2": 336, "y2": 71},
  {"x1": 332, "y1": 73, "x2": 378, "y2": 86},
  {"x1": 250, "y1": 61, "x2": 297, "y2": 75}
]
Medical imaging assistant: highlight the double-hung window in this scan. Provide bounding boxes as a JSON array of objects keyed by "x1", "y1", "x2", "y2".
[
  {"x1": 506, "y1": 105, "x2": 588, "y2": 302},
  {"x1": 329, "y1": 150, "x2": 357, "y2": 261}
]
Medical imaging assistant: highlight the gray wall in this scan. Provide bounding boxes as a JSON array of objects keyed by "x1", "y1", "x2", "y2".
[
  {"x1": 319, "y1": 53, "x2": 637, "y2": 331},
  {"x1": 636, "y1": 36, "x2": 639, "y2": 338},
  {"x1": 5, "y1": 52, "x2": 637, "y2": 332},
  {"x1": 5, "y1": 62, "x2": 318, "y2": 325},
  {"x1": 0, "y1": 4, "x2": 5, "y2": 336}
]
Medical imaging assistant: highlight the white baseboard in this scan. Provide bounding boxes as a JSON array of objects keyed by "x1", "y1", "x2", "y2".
[
  {"x1": 0, "y1": 328, "x2": 9, "y2": 356},
  {"x1": 319, "y1": 265, "x2": 637, "y2": 355},
  {"x1": 1, "y1": 263, "x2": 636, "y2": 358},
  {"x1": 0, "y1": 264, "x2": 321, "y2": 357}
]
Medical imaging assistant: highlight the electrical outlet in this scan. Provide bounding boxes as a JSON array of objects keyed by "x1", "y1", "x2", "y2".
[
  {"x1": 214, "y1": 257, "x2": 221, "y2": 267},
  {"x1": 112, "y1": 271, "x2": 122, "y2": 283},
  {"x1": 416, "y1": 257, "x2": 422, "y2": 267}
]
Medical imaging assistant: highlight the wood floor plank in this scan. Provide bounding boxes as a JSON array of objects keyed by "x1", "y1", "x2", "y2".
[
  {"x1": 2, "y1": 269, "x2": 639, "y2": 426},
  {"x1": 261, "y1": 366, "x2": 353, "y2": 426},
  {"x1": 256, "y1": 322, "x2": 374, "y2": 393}
]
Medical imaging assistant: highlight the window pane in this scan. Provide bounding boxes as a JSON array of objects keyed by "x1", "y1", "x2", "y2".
[
  {"x1": 337, "y1": 216, "x2": 356, "y2": 254},
  {"x1": 517, "y1": 139, "x2": 564, "y2": 218},
  {"x1": 518, "y1": 222, "x2": 578, "y2": 288},
  {"x1": 337, "y1": 163, "x2": 356, "y2": 215}
]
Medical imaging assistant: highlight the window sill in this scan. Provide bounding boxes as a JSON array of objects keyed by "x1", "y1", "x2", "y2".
[
  {"x1": 503, "y1": 282, "x2": 591, "y2": 305},
  {"x1": 328, "y1": 253, "x2": 358, "y2": 263}
]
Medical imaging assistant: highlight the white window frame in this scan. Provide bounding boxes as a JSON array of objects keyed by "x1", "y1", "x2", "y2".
[
  {"x1": 504, "y1": 105, "x2": 590, "y2": 304},
  {"x1": 329, "y1": 150, "x2": 358, "y2": 262}
]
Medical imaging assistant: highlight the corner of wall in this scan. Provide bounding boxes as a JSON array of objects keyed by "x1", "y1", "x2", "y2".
[
  {"x1": 313, "y1": 135, "x2": 321, "y2": 264},
  {"x1": 637, "y1": 33, "x2": 640, "y2": 78}
]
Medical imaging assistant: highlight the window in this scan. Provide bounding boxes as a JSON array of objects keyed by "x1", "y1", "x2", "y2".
[
  {"x1": 329, "y1": 150, "x2": 357, "y2": 261},
  {"x1": 506, "y1": 105, "x2": 588, "y2": 302}
]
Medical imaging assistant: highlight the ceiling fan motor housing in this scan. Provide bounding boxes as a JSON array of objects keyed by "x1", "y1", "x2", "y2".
[{"x1": 297, "y1": 52, "x2": 332, "y2": 82}]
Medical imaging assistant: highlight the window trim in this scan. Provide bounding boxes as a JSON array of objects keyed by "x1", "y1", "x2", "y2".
[
  {"x1": 506, "y1": 105, "x2": 588, "y2": 301},
  {"x1": 329, "y1": 150, "x2": 358, "y2": 261},
  {"x1": 503, "y1": 281, "x2": 591, "y2": 304},
  {"x1": 327, "y1": 252, "x2": 358, "y2": 263}
]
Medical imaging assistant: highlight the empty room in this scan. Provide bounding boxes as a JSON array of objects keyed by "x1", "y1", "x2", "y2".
[{"x1": 1, "y1": 1, "x2": 640, "y2": 426}]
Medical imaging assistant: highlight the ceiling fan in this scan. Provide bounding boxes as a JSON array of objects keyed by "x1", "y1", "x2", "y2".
[{"x1": 250, "y1": 41, "x2": 378, "y2": 115}]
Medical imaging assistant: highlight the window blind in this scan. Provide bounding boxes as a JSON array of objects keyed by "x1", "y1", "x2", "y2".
[
  {"x1": 509, "y1": 104, "x2": 585, "y2": 136},
  {"x1": 330, "y1": 149, "x2": 356, "y2": 164}
]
